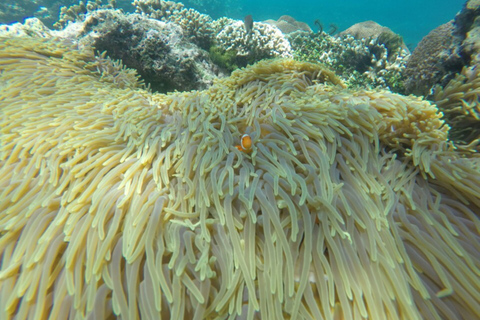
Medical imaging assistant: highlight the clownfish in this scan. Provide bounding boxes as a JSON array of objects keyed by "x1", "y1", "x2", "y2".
[{"x1": 236, "y1": 134, "x2": 253, "y2": 153}]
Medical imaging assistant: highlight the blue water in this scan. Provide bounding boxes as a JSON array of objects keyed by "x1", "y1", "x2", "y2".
[
  {"x1": 0, "y1": 0, "x2": 467, "y2": 48},
  {"x1": 200, "y1": 0, "x2": 466, "y2": 47}
]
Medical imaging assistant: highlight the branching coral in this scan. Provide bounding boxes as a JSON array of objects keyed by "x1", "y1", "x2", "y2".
[
  {"x1": 0, "y1": 37, "x2": 480, "y2": 320},
  {"x1": 54, "y1": 0, "x2": 116, "y2": 29},
  {"x1": 215, "y1": 20, "x2": 292, "y2": 64}
]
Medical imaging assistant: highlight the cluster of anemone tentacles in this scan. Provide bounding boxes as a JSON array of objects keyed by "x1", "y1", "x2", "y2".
[{"x1": 0, "y1": 37, "x2": 479, "y2": 320}]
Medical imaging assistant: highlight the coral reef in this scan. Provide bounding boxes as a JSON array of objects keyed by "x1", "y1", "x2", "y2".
[
  {"x1": 215, "y1": 20, "x2": 292, "y2": 67},
  {"x1": 208, "y1": 45, "x2": 240, "y2": 72},
  {"x1": 1, "y1": 36, "x2": 480, "y2": 320},
  {"x1": 207, "y1": 16, "x2": 296, "y2": 72},
  {"x1": 74, "y1": 9, "x2": 223, "y2": 92},
  {"x1": 133, "y1": 0, "x2": 215, "y2": 49},
  {"x1": 0, "y1": 0, "x2": 131, "y2": 29},
  {"x1": 288, "y1": 31, "x2": 409, "y2": 92},
  {"x1": 403, "y1": 21, "x2": 461, "y2": 97},
  {"x1": 264, "y1": 15, "x2": 312, "y2": 34},
  {"x1": 54, "y1": 0, "x2": 116, "y2": 30},
  {"x1": 0, "y1": 17, "x2": 52, "y2": 38},
  {"x1": 454, "y1": 0, "x2": 480, "y2": 65},
  {"x1": 338, "y1": 20, "x2": 409, "y2": 55},
  {"x1": 132, "y1": 0, "x2": 183, "y2": 17},
  {"x1": 0, "y1": 7, "x2": 225, "y2": 93},
  {"x1": 404, "y1": 0, "x2": 480, "y2": 97}
]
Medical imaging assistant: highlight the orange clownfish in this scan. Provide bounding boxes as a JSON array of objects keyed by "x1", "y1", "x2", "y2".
[{"x1": 236, "y1": 134, "x2": 253, "y2": 153}]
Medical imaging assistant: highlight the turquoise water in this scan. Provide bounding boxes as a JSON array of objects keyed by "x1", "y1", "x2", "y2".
[
  {"x1": 191, "y1": 0, "x2": 466, "y2": 47},
  {"x1": 0, "y1": 0, "x2": 468, "y2": 47}
]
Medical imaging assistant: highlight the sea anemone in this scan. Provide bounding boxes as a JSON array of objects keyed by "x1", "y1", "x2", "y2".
[
  {"x1": 0, "y1": 37, "x2": 479, "y2": 320},
  {"x1": 433, "y1": 64, "x2": 480, "y2": 147}
]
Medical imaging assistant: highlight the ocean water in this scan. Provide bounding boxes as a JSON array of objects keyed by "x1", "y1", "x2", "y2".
[
  {"x1": 188, "y1": 0, "x2": 466, "y2": 47},
  {"x1": 0, "y1": 0, "x2": 467, "y2": 47}
]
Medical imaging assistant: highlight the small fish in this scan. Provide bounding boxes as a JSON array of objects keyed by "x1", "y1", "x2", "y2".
[
  {"x1": 236, "y1": 134, "x2": 253, "y2": 153},
  {"x1": 244, "y1": 15, "x2": 254, "y2": 36}
]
